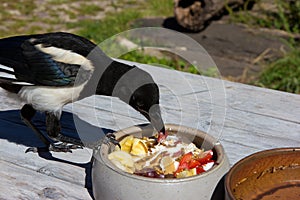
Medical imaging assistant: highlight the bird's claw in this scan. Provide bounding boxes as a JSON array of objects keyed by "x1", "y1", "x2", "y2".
[
  {"x1": 25, "y1": 147, "x2": 44, "y2": 153},
  {"x1": 25, "y1": 142, "x2": 83, "y2": 153},
  {"x1": 49, "y1": 143, "x2": 83, "y2": 153},
  {"x1": 105, "y1": 133, "x2": 121, "y2": 148}
]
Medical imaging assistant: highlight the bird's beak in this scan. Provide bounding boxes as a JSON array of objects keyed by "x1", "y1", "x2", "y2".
[
  {"x1": 137, "y1": 104, "x2": 165, "y2": 135},
  {"x1": 138, "y1": 105, "x2": 166, "y2": 142},
  {"x1": 148, "y1": 104, "x2": 165, "y2": 135}
]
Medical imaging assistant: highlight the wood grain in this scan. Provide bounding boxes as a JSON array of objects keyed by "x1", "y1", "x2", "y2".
[{"x1": 0, "y1": 61, "x2": 299, "y2": 199}]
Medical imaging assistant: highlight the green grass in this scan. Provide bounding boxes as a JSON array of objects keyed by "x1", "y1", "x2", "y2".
[
  {"x1": 120, "y1": 50, "x2": 201, "y2": 74},
  {"x1": 0, "y1": 0, "x2": 37, "y2": 37},
  {"x1": 70, "y1": 0, "x2": 174, "y2": 43},
  {"x1": 67, "y1": 1, "x2": 194, "y2": 74},
  {"x1": 120, "y1": 50, "x2": 220, "y2": 76},
  {"x1": 228, "y1": 0, "x2": 300, "y2": 34},
  {"x1": 48, "y1": 0, "x2": 73, "y2": 4},
  {"x1": 3, "y1": 0, "x2": 36, "y2": 15},
  {"x1": 228, "y1": 0, "x2": 300, "y2": 93},
  {"x1": 69, "y1": 9, "x2": 141, "y2": 43},
  {"x1": 143, "y1": 0, "x2": 174, "y2": 17},
  {"x1": 255, "y1": 48, "x2": 300, "y2": 94},
  {"x1": 76, "y1": 3, "x2": 104, "y2": 15},
  {"x1": 68, "y1": 5, "x2": 206, "y2": 76}
]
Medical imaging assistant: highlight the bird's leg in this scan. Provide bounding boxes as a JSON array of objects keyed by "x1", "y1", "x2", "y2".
[
  {"x1": 22, "y1": 105, "x2": 119, "y2": 151},
  {"x1": 20, "y1": 104, "x2": 52, "y2": 147},
  {"x1": 46, "y1": 112, "x2": 120, "y2": 149},
  {"x1": 21, "y1": 104, "x2": 81, "y2": 153},
  {"x1": 45, "y1": 112, "x2": 83, "y2": 151}
]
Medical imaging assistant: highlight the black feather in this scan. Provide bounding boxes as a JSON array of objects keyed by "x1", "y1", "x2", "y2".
[
  {"x1": 21, "y1": 40, "x2": 71, "y2": 86},
  {"x1": 0, "y1": 32, "x2": 99, "y2": 87},
  {"x1": 0, "y1": 83, "x2": 22, "y2": 93},
  {"x1": 31, "y1": 32, "x2": 97, "y2": 57},
  {"x1": 0, "y1": 67, "x2": 15, "y2": 75}
]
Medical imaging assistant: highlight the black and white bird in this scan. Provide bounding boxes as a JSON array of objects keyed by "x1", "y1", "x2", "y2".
[{"x1": 0, "y1": 32, "x2": 165, "y2": 152}]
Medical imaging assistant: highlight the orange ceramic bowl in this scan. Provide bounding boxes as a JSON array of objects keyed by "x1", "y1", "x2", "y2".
[{"x1": 225, "y1": 148, "x2": 300, "y2": 200}]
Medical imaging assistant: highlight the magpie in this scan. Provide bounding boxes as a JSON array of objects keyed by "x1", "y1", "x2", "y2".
[{"x1": 0, "y1": 32, "x2": 165, "y2": 152}]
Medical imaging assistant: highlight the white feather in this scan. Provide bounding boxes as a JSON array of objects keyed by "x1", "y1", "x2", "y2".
[
  {"x1": 0, "y1": 66, "x2": 33, "y2": 85},
  {"x1": 35, "y1": 44, "x2": 94, "y2": 71},
  {"x1": 12, "y1": 81, "x2": 34, "y2": 85},
  {"x1": 0, "y1": 64, "x2": 14, "y2": 72},
  {"x1": 18, "y1": 82, "x2": 87, "y2": 117},
  {"x1": 0, "y1": 71, "x2": 16, "y2": 79}
]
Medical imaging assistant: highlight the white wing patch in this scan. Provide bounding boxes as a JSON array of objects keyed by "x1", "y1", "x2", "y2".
[
  {"x1": 11, "y1": 81, "x2": 34, "y2": 85},
  {"x1": 0, "y1": 64, "x2": 15, "y2": 79},
  {"x1": 0, "y1": 71, "x2": 16, "y2": 79},
  {"x1": 0, "y1": 64, "x2": 14, "y2": 72},
  {"x1": 35, "y1": 44, "x2": 94, "y2": 71}
]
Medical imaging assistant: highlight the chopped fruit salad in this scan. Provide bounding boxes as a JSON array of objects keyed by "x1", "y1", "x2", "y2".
[{"x1": 108, "y1": 133, "x2": 215, "y2": 178}]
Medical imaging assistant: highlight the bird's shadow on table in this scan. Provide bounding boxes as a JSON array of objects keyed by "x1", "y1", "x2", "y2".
[
  {"x1": 0, "y1": 109, "x2": 114, "y2": 147},
  {"x1": 0, "y1": 109, "x2": 115, "y2": 200}
]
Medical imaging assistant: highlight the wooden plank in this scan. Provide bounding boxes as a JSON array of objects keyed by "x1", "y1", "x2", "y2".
[
  {"x1": 0, "y1": 139, "x2": 92, "y2": 187},
  {"x1": 224, "y1": 81, "x2": 300, "y2": 123},
  {"x1": 0, "y1": 60, "x2": 299, "y2": 199},
  {"x1": 0, "y1": 159, "x2": 92, "y2": 200},
  {"x1": 0, "y1": 103, "x2": 93, "y2": 198}
]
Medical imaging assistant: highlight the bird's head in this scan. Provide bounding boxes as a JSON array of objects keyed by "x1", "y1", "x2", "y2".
[
  {"x1": 129, "y1": 83, "x2": 165, "y2": 135},
  {"x1": 108, "y1": 65, "x2": 165, "y2": 135}
]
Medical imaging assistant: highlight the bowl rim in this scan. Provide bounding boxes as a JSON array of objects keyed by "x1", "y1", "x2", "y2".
[
  {"x1": 93, "y1": 123, "x2": 228, "y2": 183},
  {"x1": 224, "y1": 147, "x2": 300, "y2": 199}
]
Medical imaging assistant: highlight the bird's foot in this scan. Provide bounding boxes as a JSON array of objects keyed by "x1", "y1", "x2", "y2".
[
  {"x1": 105, "y1": 133, "x2": 121, "y2": 148},
  {"x1": 25, "y1": 142, "x2": 83, "y2": 153}
]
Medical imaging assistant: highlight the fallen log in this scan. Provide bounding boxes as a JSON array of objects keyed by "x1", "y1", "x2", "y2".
[{"x1": 174, "y1": 0, "x2": 255, "y2": 31}]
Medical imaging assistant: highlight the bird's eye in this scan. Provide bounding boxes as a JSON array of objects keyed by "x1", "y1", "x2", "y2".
[{"x1": 137, "y1": 101, "x2": 144, "y2": 108}]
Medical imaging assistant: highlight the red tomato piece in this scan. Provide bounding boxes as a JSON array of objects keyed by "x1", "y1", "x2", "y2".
[
  {"x1": 180, "y1": 152, "x2": 193, "y2": 165},
  {"x1": 174, "y1": 152, "x2": 193, "y2": 174},
  {"x1": 177, "y1": 162, "x2": 189, "y2": 171},
  {"x1": 196, "y1": 150, "x2": 213, "y2": 164},
  {"x1": 196, "y1": 166, "x2": 205, "y2": 174},
  {"x1": 188, "y1": 159, "x2": 201, "y2": 169},
  {"x1": 175, "y1": 151, "x2": 214, "y2": 176}
]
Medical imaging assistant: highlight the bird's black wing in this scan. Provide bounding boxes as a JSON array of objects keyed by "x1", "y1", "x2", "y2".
[
  {"x1": 0, "y1": 33, "x2": 97, "y2": 88},
  {"x1": 20, "y1": 39, "x2": 72, "y2": 86}
]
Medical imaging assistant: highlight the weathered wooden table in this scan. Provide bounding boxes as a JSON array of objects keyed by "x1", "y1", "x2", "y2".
[{"x1": 0, "y1": 62, "x2": 299, "y2": 199}]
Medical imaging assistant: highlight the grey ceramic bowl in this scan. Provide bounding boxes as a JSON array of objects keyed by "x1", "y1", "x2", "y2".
[{"x1": 92, "y1": 124, "x2": 229, "y2": 200}]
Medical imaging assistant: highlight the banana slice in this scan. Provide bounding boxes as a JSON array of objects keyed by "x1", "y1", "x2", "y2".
[
  {"x1": 130, "y1": 138, "x2": 148, "y2": 156},
  {"x1": 108, "y1": 150, "x2": 135, "y2": 169},
  {"x1": 119, "y1": 135, "x2": 134, "y2": 153},
  {"x1": 160, "y1": 156, "x2": 176, "y2": 174},
  {"x1": 175, "y1": 168, "x2": 197, "y2": 178},
  {"x1": 110, "y1": 159, "x2": 134, "y2": 174}
]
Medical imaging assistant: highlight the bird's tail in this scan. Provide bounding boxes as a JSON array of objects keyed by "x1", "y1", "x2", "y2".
[
  {"x1": 0, "y1": 61, "x2": 33, "y2": 86},
  {"x1": 0, "y1": 62, "x2": 33, "y2": 95},
  {"x1": 0, "y1": 62, "x2": 17, "y2": 82}
]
